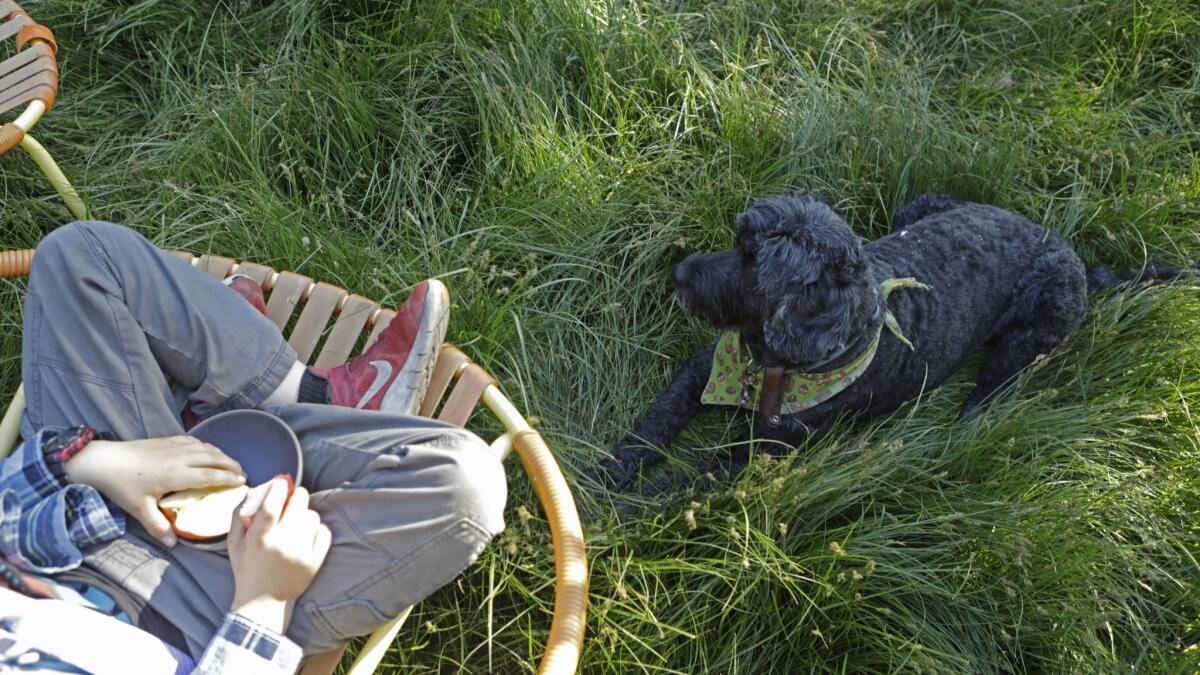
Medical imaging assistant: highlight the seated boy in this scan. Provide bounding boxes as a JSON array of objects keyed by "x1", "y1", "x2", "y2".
[{"x1": 0, "y1": 221, "x2": 507, "y2": 672}]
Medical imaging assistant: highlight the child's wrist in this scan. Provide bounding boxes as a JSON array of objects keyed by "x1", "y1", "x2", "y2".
[
  {"x1": 231, "y1": 595, "x2": 290, "y2": 634},
  {"x1": 63, "y1": 438, "x2": 113, "y2": 489}
]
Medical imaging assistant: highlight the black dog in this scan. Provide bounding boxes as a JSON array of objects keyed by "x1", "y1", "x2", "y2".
[{"x1": 598, "y1": 192, "x2": 1183, "y2": 492}]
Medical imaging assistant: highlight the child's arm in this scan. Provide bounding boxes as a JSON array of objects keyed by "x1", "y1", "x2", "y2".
[
  {"x1": 0, "y1": 424, "x2": 246, "y2": 566},
  {"x1": 193, "y1": 477, "x2": 332, "y2": 674},
  {"x1": 0, "y1": 427, "x2": 125, "y2": 573},
  {"x1": 64, "y1": 434, "x2": 245, "y2": 547}
]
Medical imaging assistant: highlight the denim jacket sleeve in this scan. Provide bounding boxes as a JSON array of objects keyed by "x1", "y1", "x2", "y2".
[{"x1": 0, "y1": 428, "x2": 125, "y2": 573}]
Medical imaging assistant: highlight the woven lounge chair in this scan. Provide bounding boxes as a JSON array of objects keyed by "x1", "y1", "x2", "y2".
[
  {"x1": 0, "y1": 1, "x2": 87, "y2": 220},
  {"x1": 0, "y1": 248, "x2": 589, "y2": 673},
  {"x1": 1, "y1": 6, "x2": 587, "y2": 672}
]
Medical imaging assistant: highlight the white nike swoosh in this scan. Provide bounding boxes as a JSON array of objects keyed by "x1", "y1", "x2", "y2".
[{"x1": 355, "y1": 360, "x2": 393, "y2": 409}]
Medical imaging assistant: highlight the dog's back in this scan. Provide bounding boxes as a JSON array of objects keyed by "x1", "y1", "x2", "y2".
[{"x1": 851, "y1": 201, "x2": 1086, "y2": 416}]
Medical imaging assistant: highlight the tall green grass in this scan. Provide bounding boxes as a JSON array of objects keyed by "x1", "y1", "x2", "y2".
[{"x1": 2, "y1": 0, "x2": 1197, "y2": 671}]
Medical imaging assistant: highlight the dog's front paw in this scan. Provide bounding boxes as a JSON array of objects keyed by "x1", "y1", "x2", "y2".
[
  {"x1": 640, "y1": 470, "x2": 692, "y2": 500},
  {"x1": 960, "y1": 397, "x2": 986, "y2": 420},
  {"x1": 587, "y1": 440, "x2": 662, "y2": 492},
  {"x1": 588, "y1": 456, "x2": 637, "y2": 493}
]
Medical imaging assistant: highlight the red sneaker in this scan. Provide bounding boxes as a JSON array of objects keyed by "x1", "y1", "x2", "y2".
[
  {"x1": 319, "y1": 279, "x2": 449, "y2": 415},
  {"x1": 223, "y1": 274, "x2": 267, "y2": 316}
]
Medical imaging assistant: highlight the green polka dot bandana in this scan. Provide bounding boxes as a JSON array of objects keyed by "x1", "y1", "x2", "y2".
[{"x1": 700, "y1": 277, "x2": 930, "y2": 415}]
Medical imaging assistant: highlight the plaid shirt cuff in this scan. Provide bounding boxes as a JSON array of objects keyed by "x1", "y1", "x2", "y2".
[
  {"x1": 40, "y1": 425, "x2": 97, "y2": 487},
  {"x1": 0, "y1": 429, "x2": 125, "y2": 574},
  {"x1": 193, "y1": 612, "x2": 304, "y2": 675}
]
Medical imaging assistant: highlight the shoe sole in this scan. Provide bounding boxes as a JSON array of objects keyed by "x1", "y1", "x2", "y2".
[{"x1": 379, "y1": 279, "x2": 450, "y2": 415}]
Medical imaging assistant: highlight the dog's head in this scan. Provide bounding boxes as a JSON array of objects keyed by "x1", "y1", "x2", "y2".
[{"x1": 675, "y1": 192, "x2": 878, "y2": 370}]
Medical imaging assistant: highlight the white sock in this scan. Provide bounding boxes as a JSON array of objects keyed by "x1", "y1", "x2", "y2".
[{"x1": 260, "y1": 360, "x2": 307, "y2": 408}]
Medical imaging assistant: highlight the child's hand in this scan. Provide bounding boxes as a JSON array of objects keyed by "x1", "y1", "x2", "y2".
[
  {"x1": 227, "y1": 478, "x2": 331, "y2": 633},
  {"x1": 64, "y1": 436, "x2": 246, "y2": 547}
]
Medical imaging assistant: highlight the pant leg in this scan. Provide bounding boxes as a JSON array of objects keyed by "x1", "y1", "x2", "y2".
[
  {"x1": 274, "y1": 404, "x2": 507, "y2": 653},
  {"x1": 83, "y1": 405, "x2": 507, "y2": 657},
  {"x1": 20, "y1": 220, "x2": 296, "y2": 439}
]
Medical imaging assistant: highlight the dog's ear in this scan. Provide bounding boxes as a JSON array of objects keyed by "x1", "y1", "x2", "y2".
[
  {"x1": 753, "y1": 229, "x2": 824, "y2": 290},
  {"x1": 753, "y1": 221, "x2": 865, "y2": 301},
  {"x1": 735, "y1": 192, "x2": 841, "y2": 241},
  {"x1": 784, "y1": 191, "x2": 844, "y2": 216},
  {"x1": 762, "y1": 277, "x2": 858, "y2": 365},
  {"x1": 757, "y1": 230, "x2": 867, "y2": 366}
]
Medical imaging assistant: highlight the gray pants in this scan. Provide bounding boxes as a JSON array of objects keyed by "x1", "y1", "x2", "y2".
[{"x1": 20, "y1": 221, "x2": 507, "y2": 657}]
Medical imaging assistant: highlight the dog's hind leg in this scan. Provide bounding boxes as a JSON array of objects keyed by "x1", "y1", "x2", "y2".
[
  {"x1": 961, "y1": 248, "x2": 1087, "y2": 417},
  {"x1": 891, "y1": 193, "x2": 968, "y2": 232},
  {"x1": 593, "y1": 341, "x2": 717, "y2": 491}
]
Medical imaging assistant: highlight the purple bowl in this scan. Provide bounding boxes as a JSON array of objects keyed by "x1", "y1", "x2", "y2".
[
  {"x1": 175, "y1": 409, "x2": 303, "y2": 549},
  {"x1": 188, "y1": 409, "x2": 303, "y2": 487}
]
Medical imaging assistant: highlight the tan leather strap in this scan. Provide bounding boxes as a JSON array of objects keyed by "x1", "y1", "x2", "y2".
[
  {"x1": 231, "y1": 262, "x2": 274, "y2": 289},
  {"x1": 0, "y1": 11, "x2": 29, "y2": 42},
  {"x1": 196, "y1": 254, "x2": 236, "y2": 280},
  {"x1": 363, "y1": 308, "x2": 395, "y2": 348},
  {"x1": 0, "y1": 120, "x2": 22, "y2": 155},
  {"x1": 15, "y1": 22, "x2": 53, "y2": 53},
  {"x1": 759, "y1": 366, "x2": 785, "y2": 427},
  {"x1": 436, "y1": 362, "x2": 495, "y2": 427},
  {"x1": 313, "y1": 294, "x2": 376, "y2": 369},
  {"x1": 0, "y1": 1, "x2": 28, "y2": 20},
  {"x1": 264, "y1": 271, "x2": 312, "y2": 331},
  {"x1": 420, "y1": 344, "x2": 469, "y2": 418},
  {"x1": 290, "y1": 282, "x2": 346, "y2": 364}
]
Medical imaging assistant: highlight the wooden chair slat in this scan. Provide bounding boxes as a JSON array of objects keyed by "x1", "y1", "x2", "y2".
[
  {"x1": 437, "y1": 363, "x2": 495, "y2": 427},
  {"x1": 0, "y1": 12, "x2": 30, "y2": 43},
  {"x1": 265, "y1": 271, "x2": 311, "y2": 331},
  {"x1": 0, "y1": 40, "x2": 41, "y2": 79},
  {"x1": 313, "y1": 294, "x2": 376, "y2": 369},
  {"x1": 196, "y1": 254, "x2": 235, "y2": 280},
  {"x1": 420, "y1": 345, "x2": 469, "y2": 418},
  {"x1": 233, "y1": 262, "x2": 274, "y2": 289},
  {"x1": 0, "y1": 69, "x2": 53, "y2": 115},
  {"x1": 289, "y1": 282, "x2": 346, "y2": 364},
  {"x1": 0, "y1": 43, "x2": 53, "y2": 105},
  {"x1": 363, "y1": 309, "x2": 395, "y2": 349}
]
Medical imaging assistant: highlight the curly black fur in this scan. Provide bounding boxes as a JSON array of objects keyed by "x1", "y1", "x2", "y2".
[{"x1": 596, "y1": 192, "x2": 1188, "y2": 494}]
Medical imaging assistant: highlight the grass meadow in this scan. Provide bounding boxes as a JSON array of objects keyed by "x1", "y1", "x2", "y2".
[{"x1": 2, "y1": 0, "x2": 1198, "y2": 672}]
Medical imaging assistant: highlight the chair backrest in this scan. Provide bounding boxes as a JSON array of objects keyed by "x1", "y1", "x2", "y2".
[{"x1": 0, "y1": 1, "x2": 57, "y2": 155}]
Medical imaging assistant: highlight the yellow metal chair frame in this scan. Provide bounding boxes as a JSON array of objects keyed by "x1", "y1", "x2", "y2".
[{"x1": 0, "y1": 3, "x2": 588, "y2": 673}]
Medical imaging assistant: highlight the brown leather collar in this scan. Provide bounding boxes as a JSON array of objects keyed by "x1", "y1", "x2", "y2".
[{"x1": 758, "y1": 365, "x2": 786, "y2": 427}]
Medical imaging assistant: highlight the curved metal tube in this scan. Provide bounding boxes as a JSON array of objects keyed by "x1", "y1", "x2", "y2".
[{"x1": 19, "y1": 133, "x2": 88, "y2": 220}]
